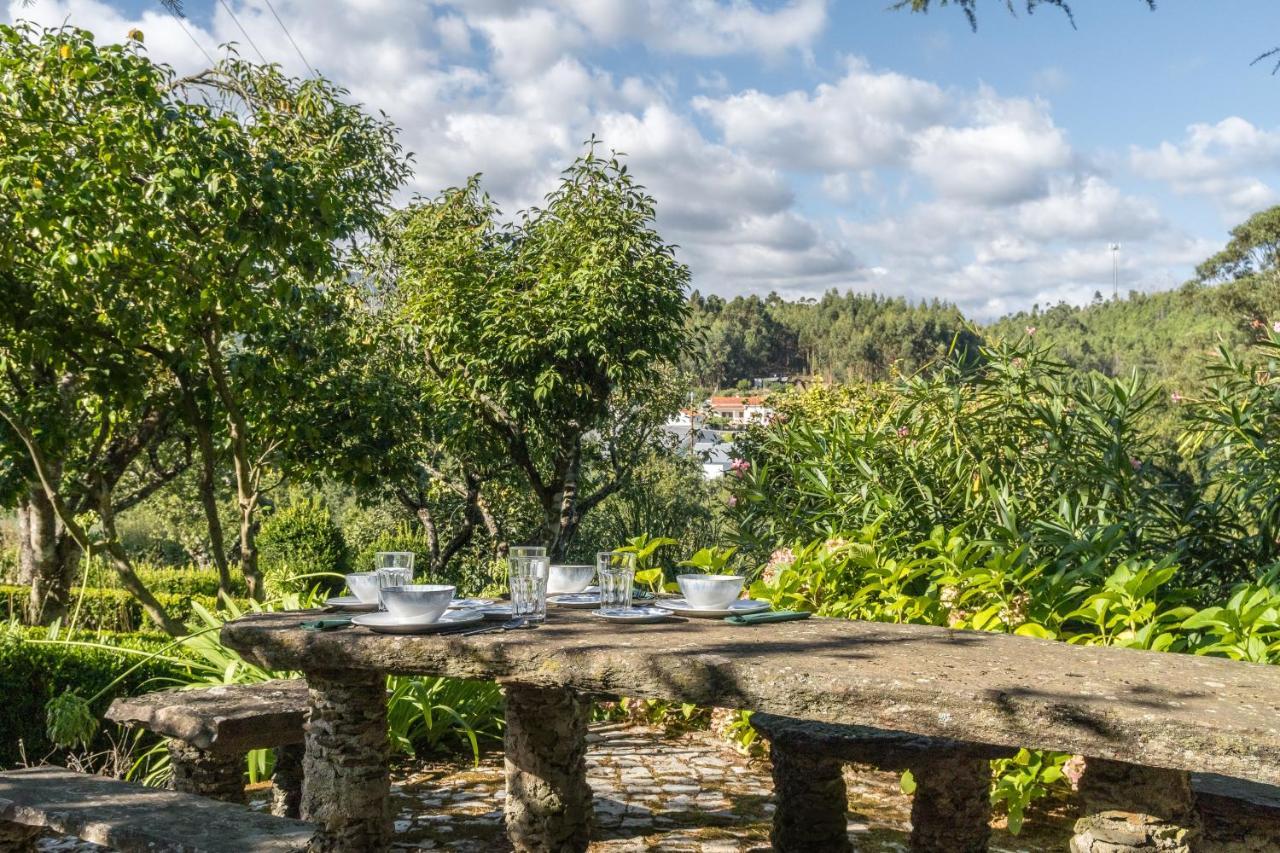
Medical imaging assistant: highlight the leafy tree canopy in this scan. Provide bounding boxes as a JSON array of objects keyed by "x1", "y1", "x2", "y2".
[{"x1": 1196, "y1": 205, "x2": 1280, "y2": 282}]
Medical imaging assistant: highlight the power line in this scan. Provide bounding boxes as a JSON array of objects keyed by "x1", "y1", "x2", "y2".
[
  {"x1": 166, "y1": 7, "x2": 216, "y2": 67},
  {"x1": 217, "y1": 0, "x2": 269, "y2": 65},
  {"x1": 262, "y1": 0, "x2": 318, "y2": 77}
]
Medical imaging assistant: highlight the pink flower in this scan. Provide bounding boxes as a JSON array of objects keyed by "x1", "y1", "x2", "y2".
[
  {"x1": 1170, "y1": 392, "x2": 1183, "y2": 404},
  {"x1": 1063, "y1": 755, "x2": 1087, "y2": 791},
  {"x1": 726, "y1": 495, "x2": 738, "y2": 508},
  {"x1": 896, "y1": 425, "x2": 910, "y2": 437},
  {"x1": 1273, "y1": 321, "x2": 1280, "y2": 333},
  {"x1": 1130, "y1": 457, "x2": 1142, "y2": 471},
  {"x1": 1025, "y1": 326, "x2": 1037, "y2": 336},
  {"x1": 761, "y1": 547, "x2": 795, "y2": 585},
  {"x1": 729, "y1": 459, "x2": 750, "y2": 478}
]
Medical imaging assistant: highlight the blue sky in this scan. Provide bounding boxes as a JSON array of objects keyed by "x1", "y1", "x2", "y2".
[{"x1": 11, "y1": 1, "x2": 1280, "y2": 318}]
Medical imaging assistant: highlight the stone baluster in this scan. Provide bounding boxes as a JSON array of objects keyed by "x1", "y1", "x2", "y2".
[
  {"x1": 300, "y1": 669, "x2": 392, "y2": 852},
  {"x1": 1069, "y1": 757, "x2": 1200, "y2": 853},
  {"x1": 167, "y1": 739, "x2": 245, "y2": 804},
  {"x1": 502, "y1": 683, "x2": 593, "y2": 853}
]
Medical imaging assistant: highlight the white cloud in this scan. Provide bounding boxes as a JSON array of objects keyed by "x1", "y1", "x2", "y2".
[
  {"x1": 695, "y1": 56, "x2": 947, "y2": 172},
  {"x1": 1131, "y1": 117, "x2": 1280, "y2": 219},
  {"x1": 909, "y1": 90, "x2": 1073, "y2": 205},
  {"x1": 2, "y1": 1, "x2": 1248, "y2": 317}
]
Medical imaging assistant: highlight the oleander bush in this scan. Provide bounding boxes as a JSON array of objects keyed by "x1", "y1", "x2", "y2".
[{"x1": 720, "y1": 326, "x2": 1280, "y2": 831}]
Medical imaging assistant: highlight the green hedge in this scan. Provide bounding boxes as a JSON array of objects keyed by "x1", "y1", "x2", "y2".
[
  {"x1": 0, "y1": 625, "x2": 192, "y2": 766},
  {"x1": 0, "y1": 585, "x2": 235, "y2": 633},
  {"x1": 82, "y1": 561, "x2": 247, "y2": 598}
]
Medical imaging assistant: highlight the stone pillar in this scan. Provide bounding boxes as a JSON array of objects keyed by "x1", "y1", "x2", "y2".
[
  {"x1": 301, "y1": 670, "x2": 391, "y2": 853},
  {"x1": 271, "y1": 742, "x2": 305, "y2": 819},
  {"x1": 503, "y1": 683, "x2": 593, "y2": 853},
  {"x1": 1070, "y1": 758, "x2": 1201, "y2": 853},
  {"x1": 167, "y1": 739, "x2": 245, "y2": 804},
  {"x1": 0, "y1": 822, "x2": 44, "y2": 851},
  {"x1": 909, "y1": 754, "x2": 994, "y2": 853},
  {"x1": 768, "y1": 745, "x2": 851, "y2": 853}
]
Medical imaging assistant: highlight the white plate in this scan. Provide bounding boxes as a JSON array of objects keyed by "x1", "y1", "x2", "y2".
[
  {"x1": 326, "y1": 595, "x2": 378, "y2": 612},
  {"x1": 351, "y1": 609, "x2": 484, "y2": 634},
  {"x1": 589, "y1": 607, "x2": 680, "y2": 624},
  {"x1": 478, "y1": 604, "x2": 514, "y2": 620},
  {"x1": 448, "y1": 597, "x2": 496, "y2": 610},
  {"x1": 654, "y1": 598, "x2": 772, "y2": 618}
]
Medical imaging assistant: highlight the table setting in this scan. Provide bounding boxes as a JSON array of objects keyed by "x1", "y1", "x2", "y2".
[{"x1": 303, "y1": 546, "x2": 809, "y2": 633}]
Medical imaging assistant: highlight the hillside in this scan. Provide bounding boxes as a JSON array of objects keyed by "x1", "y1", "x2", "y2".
[{"x1": 986, "y1": 275, "x2": 1280, "y2": 392}]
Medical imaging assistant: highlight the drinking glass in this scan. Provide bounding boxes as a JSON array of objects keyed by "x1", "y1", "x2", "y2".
[
  {"x1": 509, "y1": 555, "x2": 549, "y2": 622},
  {"x1": 376, "y1": 566, "x2": 413, "y2": 611},
  {"x1": 597, "y1": 551, "x2": 635, "y2": 611},
  {"x1": 374, "y1": 551, "x2": 415, "y2": 571}
]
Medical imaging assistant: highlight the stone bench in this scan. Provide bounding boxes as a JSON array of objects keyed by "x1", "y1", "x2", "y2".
[
  {"x1": 750, "y1": 713, "x2": 1014, "y2": 852},
  {"x1": 106, "y1": 679, "x2": 309, "y2": 818},
  {"x1": 0, "y1": 766, "x2": 313, "y2": 852},
  {"x1": 752, "y1": 714, "x2": 1280, "y2": 853}
]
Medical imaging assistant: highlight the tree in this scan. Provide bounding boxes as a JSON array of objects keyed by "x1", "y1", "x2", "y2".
[
  {"x1": 1196, "y1": 206, "x2": 1280, "y2": 283},
  {"x1": 394, "y1": 145, "x2": 691, "y2": 560},
  {"x1": 891, "y1": 0, "x2": 1154, "y2": 30},
  {"x1": 0, "y1": 24, "x2": 194, "y2": 629},
  {"x1": 0, "y1": 24, "x2": 409, "y2": 624}
]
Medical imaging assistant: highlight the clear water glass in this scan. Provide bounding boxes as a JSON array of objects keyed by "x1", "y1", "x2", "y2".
[
  {"x1": 374, "y1": 551, "x2": 415, "y2": 571},
  {"x1": 376, "y1": 566, "x2": 412, "y2": 611},
  {"x1": 509, "y1": 556, "x2": 549, "y2": 622},
  {"x1": 597, "y1": 551, "x2": 635, "y2": 611}
]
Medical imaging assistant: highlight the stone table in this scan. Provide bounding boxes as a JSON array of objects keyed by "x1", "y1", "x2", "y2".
[{"x1": 222, "y1": 609, "x2": 1280, "y2": 853}]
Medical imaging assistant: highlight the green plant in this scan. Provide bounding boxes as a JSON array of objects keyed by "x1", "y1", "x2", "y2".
[
  {"x1": 679, "y1": 546, "x2": 739, "y2": 575},
  {"x1": 385, "y1": 675, "x2": 504, "y2": 763},
  {"x1": 615, "y1": 534, "x2": 678, "y2": 592},
  {"x1": 0, "y1": 623, "x2": 191, "y2": 764},
  {"x1": 258, "y1": 496, "x2": 349, "y2": 596},
  {"x1": 989, "y1": 749, "x2": 1071, "y2": 835}
]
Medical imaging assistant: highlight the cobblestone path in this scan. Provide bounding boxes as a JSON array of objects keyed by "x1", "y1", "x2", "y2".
[{"x1": 37, "y1": 722, "x2": 1074, "y2": 851}]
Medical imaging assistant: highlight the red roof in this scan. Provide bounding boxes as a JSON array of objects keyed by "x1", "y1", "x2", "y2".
[{"x1": 709, "y1": 396, "x2": 768, "y2": 407}]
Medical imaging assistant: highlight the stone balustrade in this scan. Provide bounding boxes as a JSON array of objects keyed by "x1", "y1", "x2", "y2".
[{"x1": 222, "y1": 609, "x2": 1280, "y2": 852}]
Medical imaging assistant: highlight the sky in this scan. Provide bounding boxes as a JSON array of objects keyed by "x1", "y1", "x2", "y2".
[{"x1": 9, "y1": 0, "x2": 1280, "y2": 319}]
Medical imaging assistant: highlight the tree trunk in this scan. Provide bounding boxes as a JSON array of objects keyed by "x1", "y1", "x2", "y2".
[
  {"x1": 17, "y1": 482, "x2": 82, "y2": 625},
  {"x1": 543, "y1": 447, "x2": 582, "y2": 562},
  {"x1": 180, "y1": 383, "x2": 233, "y2": 598},
  {"x1": 96, "y1": 484, "x2": 186, "y2": 637},
  {"x1": 201, "y1": 329, "x2": 264, "y2": 601}
]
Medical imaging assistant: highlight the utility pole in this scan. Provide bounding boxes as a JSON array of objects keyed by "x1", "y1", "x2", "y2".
[
  {"x1": 1109, "y1": 243, "x2": 1121, "y2": 299},
  {"x1": 688, "y1": 390, "x2": 696, "y2": 454}
]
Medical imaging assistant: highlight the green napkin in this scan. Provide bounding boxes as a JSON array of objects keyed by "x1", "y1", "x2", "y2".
[
  {"x1": 724, "y1": 610, "x2": 811, "y2": 626},
  {"x1": 301, "y1": 616, "x2": 354, "y2": 632}
]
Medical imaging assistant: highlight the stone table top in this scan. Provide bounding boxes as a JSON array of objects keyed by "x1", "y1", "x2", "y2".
[
  {"x1": 105, "y1": 679, "x2": 308, "y2": 753},
  {"x1": 222, "y1": 609, "x2": 1280, "y2": 786}
]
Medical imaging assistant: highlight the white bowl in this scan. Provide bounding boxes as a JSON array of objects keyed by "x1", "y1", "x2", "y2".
[
  {"x1": 380, "y1": 584, "x2": 455, "y2": 622},
  {"x1": 345, "y1": 572, "x2": 381, "y2": 605},
  {"x1": 548, "y1": 564, "x2": 595, "y2": 594},
  {"x1": 676, "y1": 574, "x2": 744, "y2": 610}
]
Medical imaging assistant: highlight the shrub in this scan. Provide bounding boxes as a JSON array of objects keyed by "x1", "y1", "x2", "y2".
[
  {"x1": 350, "y1": 525, "x2": 434, "y2": 580},
  {"x1": 0, "y1": 586, "x2": 230, "y2": 633},
  {"x1": 257, "y1": 495, "x2": 348, "y2": 595},
  {"x1": 0, "y1": 624, "x2": 191, "y2": 766}
]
